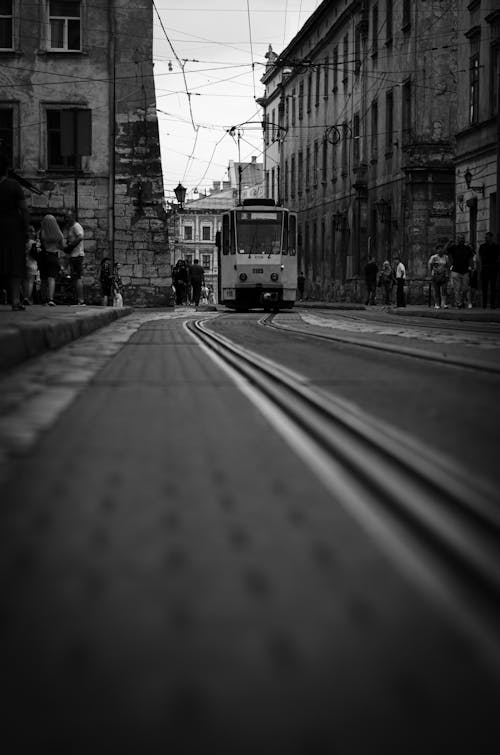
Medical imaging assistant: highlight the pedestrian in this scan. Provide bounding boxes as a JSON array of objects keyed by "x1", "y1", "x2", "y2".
[
  {"x1": 0, "y1": 151, "x2": 31, "y2": 310},
  {"x1": 364, "y1": 255, "x2": 378, "y2": 305},
  {"x1": 173, "y1": 260, "x2": 188, "y2": 305},
  {"x1": 200, "y1": 284, "x2": 209, "y2": 304},
  {"x1": 189, "y1": 258, "x2": 205, "y2": 307},
  {"x1": 447, "y1": 233, "x2": 474, "y2": 308},
  {"x1": 427, "y1": 243, "x2": 450, "y2": 309},
  {"x1": 478, "y1": 232, "x2": 499, "y2": 309},
  {"x1": 393, "y1": 254, "x2": 406, "y2": 307},
  {"x1": 378, "y1": 260, "x2": 395, "y2": 305},
  {"x1": 297, "y1": 270, "x2": 305, "y2": 300},
  {"x1": 22, "y1": 224, "x2": 39, "y2": 305},
  {"x1": 99, "y1": 256, "x2": 113, "y2": 306},
  {"x1": 40, "y1": 214, "x2": 64, "y2": 306},
  {"x1": 63, "y1": 212, "x2": 85, "y2": 305},
  {"x1": 208, "y1": 284, "x2": 215, "y2": 304}
]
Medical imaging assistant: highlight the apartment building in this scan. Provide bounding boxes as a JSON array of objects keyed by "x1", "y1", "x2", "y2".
[
  {"x1": 0, "y1": 0, "x2": 168, "y2": 306},
  {"x1": 455, "y1": 0, "x2": 499, "y2": 245},
  {"x1": 259, "y1": 0, "x2": 458, "y2": 303}
]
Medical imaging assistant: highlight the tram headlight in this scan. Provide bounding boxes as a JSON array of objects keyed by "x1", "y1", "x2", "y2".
[
  {"x1": 239, "y1": 273, "x2": 248, "y2": 281},
  {"x1": 270, "y1": 272, "x2": 279, "y2": 281}
]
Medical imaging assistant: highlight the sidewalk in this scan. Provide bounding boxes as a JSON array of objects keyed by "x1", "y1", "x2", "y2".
[
  {"x1": 297, "y1": 300, "x2": 500, "y2": 322},
  {"x1": 0, "y1": 303, "x2": 134, "y2": 371},
  {"x1": 1, "y1": 301, "x2": 499, "y2": 373}
]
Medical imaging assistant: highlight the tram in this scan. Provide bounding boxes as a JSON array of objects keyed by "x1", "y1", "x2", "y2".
[{"x1": 216, "y1": 199, "x2": 297, "y2": 311}]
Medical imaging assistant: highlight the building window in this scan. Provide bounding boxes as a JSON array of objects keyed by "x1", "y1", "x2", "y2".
[
  {"x1": 298, "y1": 150, "x2": 303, "y2": 195},
  {"x1": 343, "y1": 34, "x2": 349, "y2": 86},
  {"x1": 265, "y1": 170, "x2": 269, "y2": 197},
  {"x1": 0, "y1": 105, "x2": 13, "y2": 165},
  {"x1": 49, "y1": 1, "x2": 81, "y2": 51},
  {"x1": 385, "y1": 88, "x2": 393, "y2": 153},
  {"x1": 271, "y1": 167, "x2": 275, "y2": 200},
  {"x1": 331, "y1": 139, "x2": 337, "y2": 183},
  {"x1": 271, "y1": 108, "x2": 276, "y2": 141},
  {"x1": 491, "y1": 40, "x2": 499, "y2": 117},
  {"x1": 46, "y1": 108, "x2": 85, "y2": 170},
  {"x1": 353, "y1": 113, "x2": 360, "y2": 167},
  {"x1": 291, "y1": 88, "x2": 296, "y2": 125},
  {"x1": 322, "y1": 138, "x2": 328, "y2": 183},
  {"x1": 371, "y1": 99, "x2": 378, "y2": 160},
  {"x1": 185, "y1": 254, "x2": 193, "y2": 265},
  {"x1": 315, "y1": 64, "x2": 320, "y2": 106},
  {"x1": 291, "y1": 153, "x2": 296, "y2": 197},
  {"x1": 284, "y1": 159, "x2": 288, "y2": 202},
  {"x1": 323, "y1": 56, "x2": 329, "y2": 97},
  {"x1": 341, "y1": 122, "x2": 348, "y2": 176},
  {"x1": 305, "y1": 146, "x2": 310, "y2": 190},
  {"x1": 332, "y1": 46, "x2": 338, "y2": 92},
  {"x1": 202, "y1": 225, "x2": 211, "y2": 241},
  {"x1": 0, "y1": 0, "x2": 13, "y2": 49},
  {"x1": 298, "y1": 81, "x2": 304, "y2": 120},
  {"x1": 469, "y1": 35, "x2": 480, "y2": 125},
  {"x1": 402, "y1": 0, "x2": 411, "y2": 31},
  {"x1": 202, "y1": 254, "x2": 210, "y2": 269},
  {"x1": 355, "y1": 26, "x2": 361, "y2": 74},
  {"x1": 307, "y1": 72, "x2": 312, "y2": 112},
  {"x1": 313, "y1": 141, "x2": 318, "y2": 186},
  {"x1": 285, "y1": 96, "x2": 289, "y2": 129},
  {"x1": 184, "y1": 225, "x2": 193, "y2": 240},
  {"x1": 386, "y1": 0, "x2": 393, "y2": 45},
  {"x1": 402, "y1": 79, "x2": 412, "y2": 145},
  {"x1": 372, "y1": 4, "x2": 378, "y2": 57}
]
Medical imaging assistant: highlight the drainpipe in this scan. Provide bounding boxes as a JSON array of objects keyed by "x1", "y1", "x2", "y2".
[{"x1": 108, "y1": 0, "x2": 116, "y2": 270}]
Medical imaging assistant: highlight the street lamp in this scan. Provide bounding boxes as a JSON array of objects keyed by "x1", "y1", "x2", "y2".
[
  {"x1": 463, "y1": 168, "x2": 485, "y2": 196},
  {"x1": 174, "y1": 182, "x2": 187, "y2": 210}
]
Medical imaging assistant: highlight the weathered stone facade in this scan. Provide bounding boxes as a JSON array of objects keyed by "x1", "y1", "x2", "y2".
[
  {"x1": 0, "y1": 0, "x2": 169, "y2": 306},
  {"x1": 259, "y1": 0, "x2": 458, "y2": 304}
]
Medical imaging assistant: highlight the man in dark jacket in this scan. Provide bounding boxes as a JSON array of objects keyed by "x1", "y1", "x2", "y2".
[
  {"x1": 478, "y1": 232, "x2": 499, "y2": 309},
  {"x1": 189, "y1": 258, "x2": 205, "y2": 307},
  {"x1": 447, "y1": 234, "x2": 474, "y2": 308},
  {"x1": 364, "y1": 255, "x2": 378, "y2": 305}
]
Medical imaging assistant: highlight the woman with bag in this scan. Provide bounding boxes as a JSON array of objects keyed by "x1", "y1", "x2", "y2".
[
  {"x1": 40, "y1": 214, "x2": 64, "y2": 306},
  {"x1": 428, "y1": 243, "x2": 450, "y2": 309},
  {"x1": 378, "y1": 260, "x2": 395, "y2": 305}
]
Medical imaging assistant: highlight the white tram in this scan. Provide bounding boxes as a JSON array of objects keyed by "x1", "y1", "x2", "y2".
[{"x1": 216, "y1": 199, "x2": 297, "y2": 312}]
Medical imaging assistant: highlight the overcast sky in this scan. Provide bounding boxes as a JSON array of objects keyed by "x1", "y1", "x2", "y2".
[{"x1": 152, "y1": 1, "x2": 321, "y2": 202}]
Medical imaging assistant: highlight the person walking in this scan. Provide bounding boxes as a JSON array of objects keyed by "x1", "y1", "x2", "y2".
[
  {"x1": 99, "y1": 257, "x2": 113, "y2": 306},
  {"x1": 477, "y1": 232, "x2": 500, "y2": 309},
  {"x1": 22, "y1": 224, "x2": 39, "y2": 305},
  {"x1": 378, "y1": 260, "x2": 395, "y2": 305},
  {"x1": 0, "y1": 151, "x2": 31, "y2": 310},
  {"x1": 297, "y1": 270, "x2": 305, "y2": 301},
  {"x1": 189, "y1": 258, "x2": 205, "y2": 307},
  {"x1": 63, "y1": 212, "x2": 85, "y2": 305},
  {"x1": 173, "y1": 260, "x2": 189, "y2": 305},
  {"x1": 364, "y1": 255, "x2": 378, "y2": 305},
  {"x1": 447, "y1": 234, "x2": 474, "y2": 308},
  {"x1": 428, "y1": 243, "x2": 450, "y2": 309},
  {"x1": 40, "y1": 214, "x2": 64, "y2": 306},
  {"x1": 393, "y1": 254, "x2": 406, "y2": 307}
]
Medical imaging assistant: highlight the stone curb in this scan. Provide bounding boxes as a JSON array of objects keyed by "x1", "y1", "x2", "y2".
[{"x1": 0, "y1": 307, "x2": 134, "y2": 372}]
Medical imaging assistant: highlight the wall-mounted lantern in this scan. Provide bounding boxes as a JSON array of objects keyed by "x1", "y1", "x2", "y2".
[
  {"x1": 374, "y1": 198, "x2": 389, "y2": 223},
  {"x1": 464, "y1": 168, "x2": 484, "y2": 196}
]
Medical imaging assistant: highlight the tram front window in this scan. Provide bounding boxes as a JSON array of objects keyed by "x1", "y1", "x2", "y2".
[{"x1": 236, "y1": 212, "x2": 282, "y2": 255}]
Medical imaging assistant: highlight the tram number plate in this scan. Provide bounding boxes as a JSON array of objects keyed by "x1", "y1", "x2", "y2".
[{"x1": 252, "y1": 268, "x2": 264, "y2": 274}]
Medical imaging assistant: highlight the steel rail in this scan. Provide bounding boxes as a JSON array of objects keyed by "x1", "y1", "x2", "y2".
[
  {"x1": 188, "y1": 317, "x2": 500, "y2": 655},
  {"x1": 262, "y1": 312, "x2": 500, "y2": 375}
]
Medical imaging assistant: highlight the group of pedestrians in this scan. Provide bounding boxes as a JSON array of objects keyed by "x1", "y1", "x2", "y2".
[
  {"x1": 364, "y1": 254, "x2": 407, "y2": 307},
  {"x1": 172, "y1": 258, "x2": 214, "y2": 307},
  {"x1": 362, "y1": 231, "x2": 499, "y2": 309},
  {"x1": 428, "y1": 233, "x2": 499, "y2": 310},
  {"x1": 0, "y1": 153, "x2": 86, "y2": 309}
]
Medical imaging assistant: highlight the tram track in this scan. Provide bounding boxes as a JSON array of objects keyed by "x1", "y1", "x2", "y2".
[
  {"x1": 188, "y1": 316, "x2": 500, "y2": 662},
  {"x1": 261, "y1": 312, "x2": 500, "y2": 374}
]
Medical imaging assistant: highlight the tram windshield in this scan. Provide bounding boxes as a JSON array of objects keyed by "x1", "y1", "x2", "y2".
[{"x1": 236, "y1": 211, "x2": 282, "y2": 255}]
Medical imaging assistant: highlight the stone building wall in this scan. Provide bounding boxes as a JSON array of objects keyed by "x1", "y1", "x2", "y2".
[{"x1": 0, "y1": 0, "x2": 169, "y2": 306}]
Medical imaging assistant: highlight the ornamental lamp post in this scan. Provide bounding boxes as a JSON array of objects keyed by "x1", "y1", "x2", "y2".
[{"x1": 174, "y1": 182, "x2": 187, "y2": 210}]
